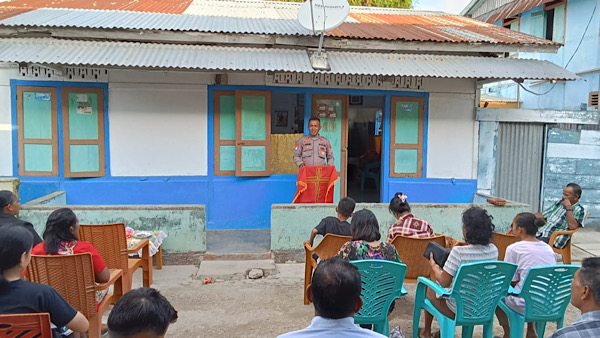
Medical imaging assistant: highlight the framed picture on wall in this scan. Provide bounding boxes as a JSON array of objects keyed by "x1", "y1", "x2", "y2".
[
  {"x1": 276, "y1": 111, "x2": 288, "y2": 127},
  {"x1": 349, "y1": 95, "x2": 363, "y2": 105}
]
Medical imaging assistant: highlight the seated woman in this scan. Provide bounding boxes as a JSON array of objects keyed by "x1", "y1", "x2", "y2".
[
  {"x1": 31, "y1": 208, "x2": 110, "y2": 302},
  {"x1": 0, "y1": 190, "x2": 42, "y2": 246},
  {"x1": 337, "y1": 209, "x2": 400, "y2": 262},
  {"x1": 420, "y1": 206, "x2": 498, "y2": 338},
  {"x1": 0, "y1": 225, "x2": 89, "y2": 335},
  {"x1": 496, "y1": 213, "x2": 556, "y2": 338},
  {"x1": 386, "y1": 192, "x2": 434, "y2": 242}
]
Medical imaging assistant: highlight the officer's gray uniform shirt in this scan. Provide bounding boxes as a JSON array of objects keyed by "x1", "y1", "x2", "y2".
[{"x1": 293, "y1": 134, "x2": 335, "y2": 166}]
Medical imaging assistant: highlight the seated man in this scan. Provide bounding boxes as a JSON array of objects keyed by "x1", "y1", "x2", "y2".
[
  {"x1": 107, "y1": 287, "x2": 178, "y2": 338},
  {"x1": 305, "y1": 197, "x2": 355, "y2": 247},
  {"x1": 550, "y1": 257, "x2": 600, "y2": 337},
  {"x1": 278, "y1": 257, "x2": 385, "y2": 337},
  {"x1": 535, "y1": 183, "x2": 585, "y2": 249}
]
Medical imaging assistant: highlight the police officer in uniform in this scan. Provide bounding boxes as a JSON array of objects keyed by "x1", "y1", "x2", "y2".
[{"x1": 293, "y1": 117, "x2": 335, "y2": 168}]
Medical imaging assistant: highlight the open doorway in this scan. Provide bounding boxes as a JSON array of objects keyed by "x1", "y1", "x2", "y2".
[{"x1": 346, "y1": 95, "x2": 384, "y2": 203}]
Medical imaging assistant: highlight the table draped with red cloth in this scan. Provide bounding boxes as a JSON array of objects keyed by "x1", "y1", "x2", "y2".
[{"x1": 293, "y1": 165, "x2": 338, "y2": 203}]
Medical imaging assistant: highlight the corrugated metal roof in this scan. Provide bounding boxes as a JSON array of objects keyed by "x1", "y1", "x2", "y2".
[
  {"x1": 0, "y1": 0, "x2": 192, "y2": 14},
  {"x1": 0, "y1": 7, "x2": 556, "y2": 45},
  {"x1": 464, "y1": 0, "x2": 554, "y2": 23},
  {"x1": 0, "y1": 38, "x2": 576, "y2": 80}
]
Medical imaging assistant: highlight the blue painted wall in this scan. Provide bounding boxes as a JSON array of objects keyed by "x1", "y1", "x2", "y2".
[
  {"x1": 11, "y1": 81, "x2": 477, "y2": 230},
  {"x1": 486, "y1": 0, "x2": 600, "y2": 110}
]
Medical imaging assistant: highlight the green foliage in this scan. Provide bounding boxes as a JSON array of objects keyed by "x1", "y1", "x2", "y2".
[{"x1": 270, "y1": 0, "x2": 412, "y2": 8}]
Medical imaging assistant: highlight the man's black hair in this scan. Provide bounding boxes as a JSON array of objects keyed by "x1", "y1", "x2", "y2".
[
  {"x1": 566, "y1": 183, "x2": 582, "y2": 198},
  {"x1": 462, "y1": 206, "x2": 495, "y2": 245},
  {"x1": 311, "y1": 257, "x2": 362, "y2": 319},
  {"x1": 580, "y1": 257, "x2": 600, "y2": 306},
  {"x1": 108, "y1": 287, "x2": 178, "y2": 337},
  {"x1": 308, "y1": 117, "x2": 321, "y2": 124},
  {"x1": 350, "y1": 209, "x2": 381, "y2": 242},
  {"x1": 337, "y1": 197, "x2": 356, "y2": 217}
]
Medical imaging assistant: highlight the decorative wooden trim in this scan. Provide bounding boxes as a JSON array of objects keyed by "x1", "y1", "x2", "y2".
[
  {"x1": 62, "y1": 87, "x2": 105, "y2": 178},
  {"x1": 311, "y1": 94, "x2": 348, "y2": 197},
  {"x1": 389, "y1": 97, "x2": 424, "y2": 178},
  {"x1": 235, "y1": 90, "x2": 271, "y2": 176},
  {"x1": 213, "y1": 91, "x2": 236, "y2": 176},
  {"x1": 16, "y1": 86, "x2": 59, "y2": 176}
]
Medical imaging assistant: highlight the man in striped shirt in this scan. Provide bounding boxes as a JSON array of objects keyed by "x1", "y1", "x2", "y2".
[
  {"x1": 550, "y1": 257, "x2": 600, "y2": 338},
  {"x1": 536, "y1": 183, "x2": 585, "y2": 249}
]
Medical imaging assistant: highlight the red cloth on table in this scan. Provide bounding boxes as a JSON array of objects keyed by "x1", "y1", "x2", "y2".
[{"x1": 293, "y1": 165, "x2": 338, "y2": 203}]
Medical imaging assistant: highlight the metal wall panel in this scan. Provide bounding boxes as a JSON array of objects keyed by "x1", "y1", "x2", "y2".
[{"x1": 494, "y1": 122, "x2": 545, "y2": 212}]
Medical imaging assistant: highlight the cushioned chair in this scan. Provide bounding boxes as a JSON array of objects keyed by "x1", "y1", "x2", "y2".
[
  {"x1": 0, "y1": 313, "x2": 52, "y2": 338},
  {"x1": 498, "y1": 265, "x2": 579, "y2": 338},
  {"x1": 413, "y1": 261, "x2": 517, "y2": 338},
  {"x1": 79, "y1": 223, "x2": 152, "y2": 292},
  {"x1": 303, "y1": 234, "x2": 351, "y2": 304},
  {"x1": 492, "y1": 232, "x2": 519, "y2": 261},
  {"x1": 391, "y1": 234, "x2": 446, "y2": 283},
  {"x1": 28, "y1": 253, "x2": 123, "y2": 338},
  {"x1": 360, "y1": 161, "x2": 380, "y2": 192},
  {"x1": 351, "y1": 260, "x2": 408, "y2": 336}
]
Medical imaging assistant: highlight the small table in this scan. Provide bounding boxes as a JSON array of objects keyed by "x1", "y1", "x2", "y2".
[{"x1": 127, "y1": 230, "x2": 167, "y2": 269}]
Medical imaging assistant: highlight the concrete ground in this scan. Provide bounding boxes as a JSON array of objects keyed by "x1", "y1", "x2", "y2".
[{"x1": 113, "y1": 228, "x2": 598, "y2": 338}]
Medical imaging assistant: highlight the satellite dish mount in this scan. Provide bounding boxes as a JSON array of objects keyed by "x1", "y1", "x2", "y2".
[{"x1": 297, "y1": 0, "x2": 350, "y2": 70}]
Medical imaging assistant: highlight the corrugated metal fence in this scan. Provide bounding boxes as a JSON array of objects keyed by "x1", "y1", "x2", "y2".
[{"x1": 494, "y1": 122, "x2": 545, "y2": 212}]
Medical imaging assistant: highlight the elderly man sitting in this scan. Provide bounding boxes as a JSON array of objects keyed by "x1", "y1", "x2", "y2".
[
  {"x1": 278, "y1": 257, "x2": 385, "y2": 338},
  {"x1": 535, "y1": 183, "x2": 585, "y2": 249}
]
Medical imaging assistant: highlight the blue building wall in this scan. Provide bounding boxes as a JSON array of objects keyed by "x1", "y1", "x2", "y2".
[
  {"x1": 487, "y1": 0, "x2": 600, "y2": 110},
  {"x1": 11, "y1": 82, "x2": 477, "y2": 230}
]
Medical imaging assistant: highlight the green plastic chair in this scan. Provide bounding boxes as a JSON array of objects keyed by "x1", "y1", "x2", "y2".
[
  {"x1": 498, "y1": 265, "x2": 579, "y2": 338},
  {"x1": 413, "y1": 261, "x2": 517, "y2": 338},
  {"x1": 350, "y1": 259, "x2": 408, "y2": 336}
]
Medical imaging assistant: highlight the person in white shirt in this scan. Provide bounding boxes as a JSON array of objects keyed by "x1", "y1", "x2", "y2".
[
  {"x1": 277, "y1": 257, "x2": 385, "y2": 338},
  {"x1": 496, "y1": 212, "x2": 556, "y2": 338}
]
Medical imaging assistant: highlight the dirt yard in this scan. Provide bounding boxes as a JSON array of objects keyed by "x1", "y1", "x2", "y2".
[{"x1": 123, "y1": 264, "x2": 582, "y2": 338}]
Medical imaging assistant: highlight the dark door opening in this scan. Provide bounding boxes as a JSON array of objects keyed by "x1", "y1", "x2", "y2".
[{"x1": 346, "y1": 96, "x2": 384, "y2": 203}]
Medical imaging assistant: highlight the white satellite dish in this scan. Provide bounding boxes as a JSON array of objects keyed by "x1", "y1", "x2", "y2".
[{"x1": 297, "y1": 0, "x2": 350, "y2": 33}]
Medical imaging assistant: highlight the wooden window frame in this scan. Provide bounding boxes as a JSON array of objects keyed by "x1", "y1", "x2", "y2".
[
  {"x1": 389, "y1": 97, "x2": 424, "y2": 178},
  {"x1": 235, "y1": 90, "x2": 271, "y2": 177},
  {"x1": 544, "y1": 0, "x2": 567, "y2": 43},
  {"x1": 62, "y1": 87, "x2": 106, "y2": 178},
  {"x1": 214, "y1": 91, "x2": 236, "y2": 176},
  {"x1": 16, "y1": 86, "x2": 59, "y2": 176}
]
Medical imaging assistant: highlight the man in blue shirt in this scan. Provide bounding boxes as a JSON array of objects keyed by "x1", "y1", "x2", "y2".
[
  {"x1": 278, "y1": 258, "x2": 385, "y2": 338},
  {"x1": 550, "y1": 257, "x2": 600, "y2": 338}
]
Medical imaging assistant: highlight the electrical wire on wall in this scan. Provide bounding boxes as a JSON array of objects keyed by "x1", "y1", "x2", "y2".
[{"x1": 516, "y1": 3, "x2": 597, "y2": 96}]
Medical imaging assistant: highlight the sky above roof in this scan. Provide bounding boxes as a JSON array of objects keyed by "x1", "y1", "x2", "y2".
[{"x1": 413, "y1": 0, "x2": 472, "y2": 14}]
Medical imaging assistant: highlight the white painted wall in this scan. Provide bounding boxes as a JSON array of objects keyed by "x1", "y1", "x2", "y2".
[
  {"x1": 108, "y1": 83, "x2": 208, "y2": 176},
  {"x1": 0, "y1": 65, "x2": 17, "y2": 176},
  {"x1": 426, "y1": 84, "x2": 478, "y2": 179}
]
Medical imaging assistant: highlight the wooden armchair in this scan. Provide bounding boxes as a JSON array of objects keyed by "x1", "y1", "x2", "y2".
[
  {"x1": 549, "y1": 227, "x2": 580, "y2": 264},
  {"x1": 28, "y1": 253, "x2": 123, "y2": 338},
  {"x1": 493, "y1": 232, "x2": 519, "y2": 261},
  {"x1": 79, "y1": 223, "x2": 152, "y2": 293},
  {"x1": 390, "y1": 234, "x2": 446, "y2": 283},
  {"x1": 0, "y1": 313, "x2": 53, "y2": 338},
  {"x1": 303, "y1": 234, "x2": 351, "y2": 304}
]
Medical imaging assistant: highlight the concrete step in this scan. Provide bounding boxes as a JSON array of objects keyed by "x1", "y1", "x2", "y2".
[
  {"x1": 203, "y1": 251, "x2": 272, "y2": 261},
  {"x1": 206, "y1": 229, "x2": 270, "y2": 254},
  {"x1": 198, "y1": 259, "x2": 276, "y2": 280}
]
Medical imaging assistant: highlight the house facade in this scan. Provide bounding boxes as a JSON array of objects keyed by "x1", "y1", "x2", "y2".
[
  {"x1": 0, "y1": 0, "x2": 576, "y2": 230},
  {"x1": 463, "y1": 0, "x2": 600, "y2": 227}
]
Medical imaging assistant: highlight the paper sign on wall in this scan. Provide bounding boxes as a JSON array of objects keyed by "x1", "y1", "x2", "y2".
[
  {"x1": 76, "y1": 94, "x2": 89, "y2": 103},
  {"x1": 35, "y1": 93, "x2": 51, "y2": 101},
  {"x1": 401, "y1": 104, "x2": 413, "y2": 112},
  {"x1": 77, "y1": 105, "x2": 93, "y2": 114}
]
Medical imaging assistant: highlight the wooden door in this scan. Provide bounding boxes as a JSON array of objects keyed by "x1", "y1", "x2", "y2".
[{"x1": 311, "y1": 95, "x2": 348, "y2": 200}]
